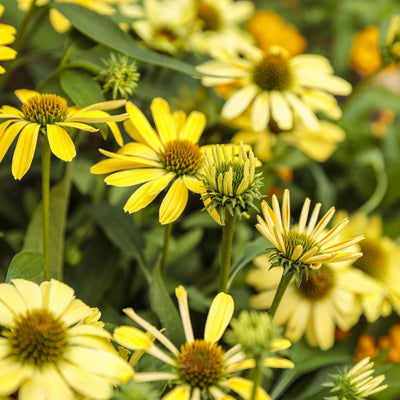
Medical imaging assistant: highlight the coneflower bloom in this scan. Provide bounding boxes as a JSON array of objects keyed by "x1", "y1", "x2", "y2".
[
  {"x1": 0, "y1": 89, "x2": 127, "y2": 180},
  {"x1": 114, "y1": 286, "x2": 292, "y2": 400}
]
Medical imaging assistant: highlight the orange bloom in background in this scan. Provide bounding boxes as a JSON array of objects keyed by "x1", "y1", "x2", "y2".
[
  {"x1": 245, "y1": 10, "x2": 307, "y2": 57},
  {"x1": 349, "y1": 25, "x2": 382, "y2": 76}
]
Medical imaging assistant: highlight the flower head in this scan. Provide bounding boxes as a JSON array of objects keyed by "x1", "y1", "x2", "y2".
[
  {"x1": 96, "y1": 53, "x2": 140, "y2": 99},
  {"x1": 0, "y1": 90, "x2": 127, "y2": 180},
  {"x1": 17, "y1": 0, "x2": 135, "y2": 34},
  {"x1": 201, "y1": 142, "x2": 263, "y2": 223},
  {"x1": 114, "y1": 286, "x2": 285, "y2": 399},
  {"x1": 91, "y1": 97, "x2": 207, "y2": 224},
  {"x1": 245, "y1": 10, "x2": 307, "y2": 56},
  {"x1": 0, "y1": 4, "x2": 17, "y2": 74},
  {"x1": 349, "y1": 25, "x2": 382, "y2": 76},
  {"x1": 231, "y1": 114, "x2": 345, "y2": 163},
  {"x1": 323, "y1": 357, "x2": 387, "y2": 399},
  {"x1": 248, "y1": 256, "x2": 362, "y2": 350},
  {"x1": 256, "y1": 189, "x2": 364, "y2": 276},
  {"x1": 0, "y1": 279, "x2": 133, "y2": 399},
  {"x1": 333, "y1": 211, "x2": 400, "y2": 322},
  {"x1": 198, "y1": 46, "x2": 352, "y2": 132}
]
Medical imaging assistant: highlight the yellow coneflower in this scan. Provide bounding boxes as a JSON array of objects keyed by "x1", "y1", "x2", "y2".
[{"x1": 0, "y1": 4, "x2": 17, "y2": 74}]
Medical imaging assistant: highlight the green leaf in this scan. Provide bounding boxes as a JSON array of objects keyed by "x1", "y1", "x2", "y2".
[
  {"x1": 22, "y1": 167, "x2": 72, "y2": 281},
  {"x1": 90, "y1": 203, "x2": 150, "y2": 282},
  {"x1": 52, "y1": 3, "x2": 202, "y2": 78},
  {"x1": 60, "y1": 69, "x2": 104, "y2": 108},
  {"x1": 6, "y1": 252, "x2": 45, "y2": 283},
  {"x1": 149, "y1": 263, "x2": 186, "y2": 346},
  {"x1": 228, "y1": 236, "x2": 272, "y2": 290},
  {"x1": 270, "y1": 339, "x2": 353, "y2": 400}
]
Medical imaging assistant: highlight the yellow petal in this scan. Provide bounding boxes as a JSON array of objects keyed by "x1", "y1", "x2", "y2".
[
  {"x1": 105, "y1": 168, "x2": 164, "y2": 187},
  {"x1": 182, "y1": 175, "x2": 204, "y2": 194},
  {"x1": 124, "y1": 180, "x2": 159, "y2": 213},
  {"x1": 56, "y1": 122, "x2": 97, "y2": 132},
  {"x1": 14, "y1": 89, "x2": 39, "y2": 104},
  {"x1": 40, "y1": 279, "x2": 75, "y2": 318},
  {"x1": 151, "y1": 98, "x2": 176, "y2": 143},
  {"x1": 0, "y1": 361, "x2": 33, "y2": 397},
  {"x1": 49, "y1": 8, "x2": 71, "y2": 34},
  {"x1": 0, "y1": 282, "x2": 27, "y2": 315},
  {"x1": 147, "y1": 172, "x2": 175, "y2": 195},
  {"x1": 113, "y1": 326, "x2": 152, "y2": 349},
  {"x1": 47, "y1": 124, "x2": 76, "y2": 162},
  {"x1": 270, "y1": 90, "x2": 293, "y2": 130},
  {"x1": 90, "y1": 158, "x2": 138, "y2": 175},
  {"x1": 263, "y1": 357, "x2": 294, "y2": 368},
  {"x1": 204, "y1": 292, "x2": 234, "y2": 342},
  {"x1": 12, "y1": 123, "x2": 40, "y2": 180},
  {"x1": 126, "y1": 102, "x2": 162, "y2": 152},
  {"x1": 106, "y1": 121, "x2": 123, "y2": 146},
  {"x1": 179, "y1": 111, "x2": 205, "y2": 144},
  {"x1": 0, "y1": 120, "x2": 25, "y2": 162},
  {"x1": 162, "y1": 385, "x2": 191, "y2": 400},
  {"x1": 159, "y1": 178, "x2": 188, "y2": 224},
  {"x1": 226, "y1": 377, "x2": 271, "y2": 400}
]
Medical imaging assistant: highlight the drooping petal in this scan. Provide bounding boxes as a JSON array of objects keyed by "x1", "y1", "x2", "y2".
[
  {"x1": 182, "y1": 175, "x2": 204, "y2": 194},
  {"x1": 124, "y1": 180, "x2": 159, "y2": 213},
  {"x1": 105, "y1": 168, "x2": 164, "y2": 187},
  {"x1": 0, "y1": 120, "x2": 26, "y2": 162},
  {"x1": 251, "y1": 91, "x2": 270, "y2": 132},
  {"x1": 270, "y1": 91, "x2": 293, "y2": 130},
  {"x1": 46, "y1": 124, "x2": 76, "y2": 162},
  {"x1": 162, "y1": 385, "x2": 191, "y2": 400},
  {"x1": 204, "y1": 292, "x2": 234, "y2": 342},
  {"x1": 222, "y1": 85, "x2": 258, "y2": 120},
  {"x1": 12, "y1": 123, "x2": 40, "y2": 180},
  {"x1": 225, "y1": 377, "x2": 271, "y2": 400},
  {"x1": 159, "y1": 178, "x2": 188, "y2": 224}
]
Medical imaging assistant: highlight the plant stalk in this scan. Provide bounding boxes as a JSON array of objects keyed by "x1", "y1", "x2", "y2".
[
  {"x1": 268, "y1": 270, "x2": 295, "y2": 320},
  {"x1": 250, "y1": 357, "x2": 263, "y2": 400},
  {"x1": 219, "y1": 211, "x2": 236, "y2": 293},
  {"x1": 160, "y1": 223, "x2": 172, "y2": 276}
]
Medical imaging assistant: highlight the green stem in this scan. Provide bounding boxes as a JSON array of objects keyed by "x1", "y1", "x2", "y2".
[
  {"x1": 13, "y1": 1, "x2": 39, "y2": 53},
  {"x1": 160, "y1": 223, "x2": 172, "y2": 276},
  {"x1": 268, "y1": 270, "x2": 295, "y2": 320},
  {"x1": 219, "y1": 211, "x2": 236, "y2": 293},
  {"x1": 41, "y1": 134, "x2": 51, "y2": 281},
  {"x1": 250, "y1": 357, "x2": 263, "y2": 400}
]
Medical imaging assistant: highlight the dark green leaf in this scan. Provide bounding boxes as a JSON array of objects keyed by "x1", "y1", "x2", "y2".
[
  {"x1": 149, "y1": 263, "x2": 186, "y2": 346},
  {"x1": 6, "y1": 252, "x2": 45, "y2": 283},
  {"x1": 228, "y1": 236, "x2": 273, "y2": 290},
  {"x1": 90, "y1": 203, "x2": 150, "y2": 282},
  {"x1": 60, "y1": 69, "x2": 104, "y2": 108},
  {"x1": 52, "y1": 3, "x2": 201, "y2": 78}
]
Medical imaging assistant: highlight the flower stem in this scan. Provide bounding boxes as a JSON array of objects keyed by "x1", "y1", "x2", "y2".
[
  {"x1": 160, "y1": 223, "x2": 172, "y2": 276},
  {"x1": 250, "y1": 357, "x2": 263, "y2": 400},
  {"x1": 41, "y1": 134, "x2": 51, "y2": 281},
  {"x1": 268, "y1": 269, "x2": 295, "y2": 320},
  {"x1": 219, "y1": 211, "x2": 236, "y2": 293}
]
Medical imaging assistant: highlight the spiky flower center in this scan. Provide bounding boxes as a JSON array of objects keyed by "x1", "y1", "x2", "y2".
[
  {"x1": 284, "y1": 231, "x2": 317, "y2": 259},
  {"x1": 197, "y1": 1, "x2": 221, "y2": 31},
  {"x1": 353, "y1": 238, "x2": 388, "y2": 280},
  {"x1": 5, "y1": 309, "x2": 67, "y2": 366},
  {"x1": 298, "y1": 264, "x2": 334, "y2": 300},
  {"x1": 177, "y1": 339, "x2": 225, "y2": 389},
  {"x1": 21, "y1": 94, "x2": 69, "y2": 127},
  {"x1": 215, "y1": 162, "x2": 245, "y2": 194},
  {"x1": 253, "y1": 52, "x2": 292, "y2": 91},
  {"x1": 159, "y1": 139, "x2": 203, "y2": 176}
]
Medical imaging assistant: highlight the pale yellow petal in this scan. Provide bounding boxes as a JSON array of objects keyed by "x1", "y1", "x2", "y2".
[
  {"x1": 251, "y1": 91, "x2": 269, "y2": 132},
  {"x1": 58, "y1": 361, "x2": 113, "y2": 399},
  {"x1": 222, "y1": 85, "x2": 258, "y2": 120},
  {"x1": 159, "y1": 178, "x2": 188, "y2": 224},
  {"x1": 151, "y1": 98, "x2": 176, "y2": 143},
  {"x1": 0, "y1": 361, "x2": 33, "y2": 397},
  {"x1": 12, "y1": 123, "x2": 40, "y2": 180},
  {"x1": 204, "y1": 292, "x2": 234, "y2": 342},
  {"x1": 11, "y1": 279, "x2": 42, "y2": 310},
  {"x1": 47, "y1": 124, "x2": 76, "y2": 162},
  {"x1": 0, "y1": 282, "x2": 27, "y2": 315},
  {"x1": 40, "y1": 279, "x2": 75, "y2": 318},
  {"x1": 270, "y1": 91, "x2": 293, "y2": 130},
  {"x1": 60, "y1": 299, "x2": 92, "y2": 326}
]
